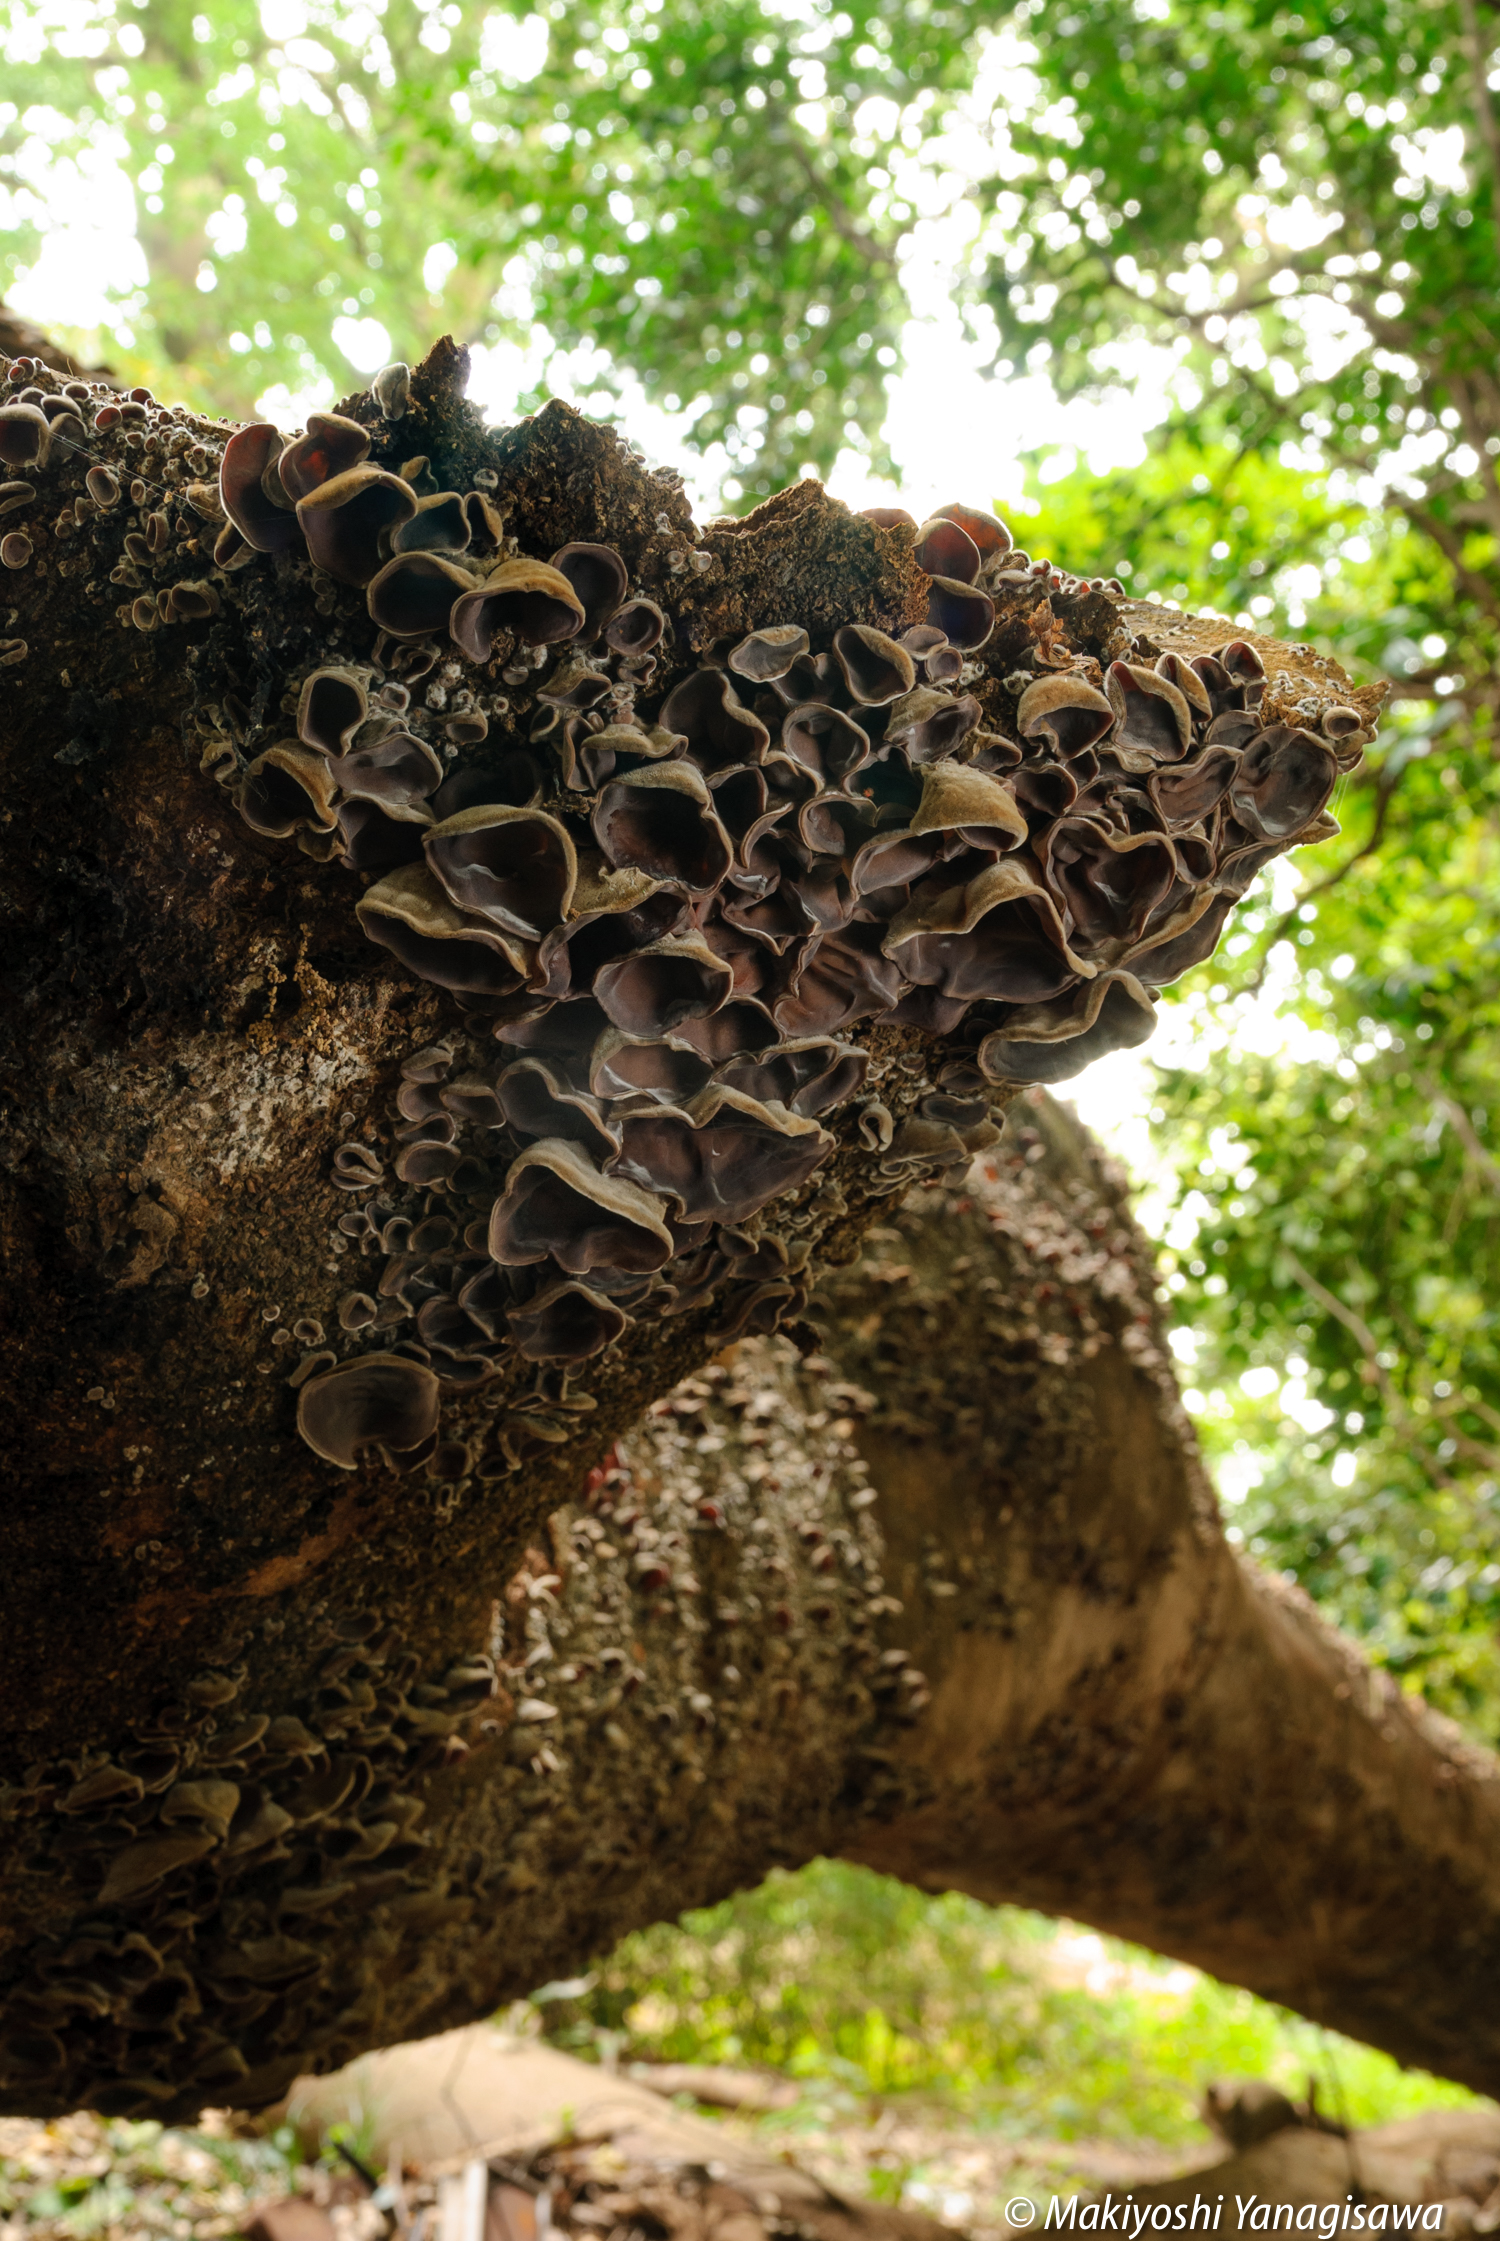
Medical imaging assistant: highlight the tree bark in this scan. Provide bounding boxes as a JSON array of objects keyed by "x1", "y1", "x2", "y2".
[{"x1": 0, "y1": 332, "x2": 1399, "y2": 2119}]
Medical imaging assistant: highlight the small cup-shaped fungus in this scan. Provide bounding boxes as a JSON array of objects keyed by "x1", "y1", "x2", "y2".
[
  {"x1": 367, "y1": 551, "x2": 479, "y2": 639},
  {"x1": 297, "y1": 666, "x2": 367, "y2": 757},
  {"x1": 592, "y1": 763, "x2": 733, "y2": 893},
  {"x1": 296, "y1": 1353, "x2": 441, "y2": 1470},
  {"x1": 424, "y1": 805, "x2": 578, "y2": 938},
  {"x1": 1016, "y1": 675, "x2": 1116, "y2": 762},
  {"x1": 716, "y1": 1036, "x2": 868, "y2": 1117},
  {"x1": 496, "y1": 1057, "x2": 619, "y2": 1160},
  {"x1": 588, "y1": 1030, "x2": 714, "y2": 1106},
  {"x1": 0, "y1": 403, "x2": 52, "y2": 470},
  {"x1": 1104, "y1": 662, "x2": 1194, "y2": 767},
  {"x1": 728, "y1": 624, "x2": 811, "y2": 683},
  {"x1": 276, "y1": 412, "x2": 371, "y2": 502},
  {"x1": 390, "y1": 491, "x2": 472, "y2": 557},
  {"x1": 932, "y1": 500, "x2": 1012, "y2": 561},
  {"x1": 594, "y1": 933, "x2": 735, "y2": 1037},
  {"x1": 912, "y1": 517, "x2": 981, "y2": 583},
  {"x1": 882, "y1": 687, "x2": 982, "y2": 766},
  {"x1": 608, "y1": 1085, "x2": 832, "y2": 1225},
  {"x1": 831, "y1": 624, "x2": 917, "y2": 706},
  {"x1": 450, "y1": 557, "x2": 586, "y2": 661},
  {"x1": 335, "y1": 728, "x2": 445, "y2": 811},
  {"x1": 780, "y1": 704, "x2": 873, "y2": 788},
  {"x1": 551, "y1": 542, "x2": 629, "y2": 641},
  {"x1": 356, "y1": 864, "x2": 533, "y2": 995},
  {"x1": 925, "y1": 576, "x2": 994, "y2": 651},
  {"x1": 506, "y1": 1276, "x2": 631, "y2": 1362},
  {"x1": 907, "y1": 758, "x2": 1029, "y2": 851},
  {"x1": 488, "y1": 1138, "x2": 675, "y2": 1273},
  {"x1": 298, "y1": 467, "x2": 419, "y2": 587},
  {"x1": 884, "y1": 860, "x2": 1090, "y2": 1005},
  {"x1": 1230, "y1": 726, "x2": 1338, "y2": 838},
  {"x1": 236, "y1": 742, "x2": 340, "y2": 838},
  {"x1": 219, "y1": 422, "x2": 305, "y2": 555},
  {"x1": 1146, "y1": 744, "x2": 1241, "y2": 830},
  {"x1": 1042, "y1": 816, "x2": 1179, "y2": 952},
  {"x1": 660, "y1": 668, "x2": 770, "y2": 768},
  {"x1": 603, "y1": 598, "x2": 666, "y2": 657}
]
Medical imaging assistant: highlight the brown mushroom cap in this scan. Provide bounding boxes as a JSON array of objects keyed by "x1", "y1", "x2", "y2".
[
  {"x1": 593, "y1": 933, "x2": 735, "y2": 1038},
  {"x1": 885, "y1": 860, "x2": 1091, "y2": 1005},
  {"x1": 978, "y1": 971, "x2": 1157, "y2": 1085},
  {"x1": 220, "y1": 422, "x2": 304, "y2": 555},
  {"x1": 551, "y1": 541, "x2": 629, "y2": 641},
  {"x1": 592, "y1": 763, "x2": 733, "y2": 893},
  {"x1": 660, "y1": 668, "x2": 770, "y2": 768},
  {"x1": 423, "y1": 804, "x2": 578, "y2": 938},
  {"x1": 297, "y1": 666, "x2": 368, "y2": 756},
  {"x1": 913, "y1": 516, "x2": 981, "y2": 584},
  {"x1": 1016, "y1": 675, "x2": 1116, "y2": 761},
  {"x1": 390, "y1": 490, "x2": 472, "y2": 557},
  {"x1": 236, "y1": 742, "x2": 340, "y2": 838},
  {"x1": 277, "y1": 412, "x2": 371, "y2": 502},
  {"x1": 932, "y1": 500, "x2": 1012, "y2": 559},
  {"x1": 367, "y1": 550, "x2": 479, "y2": 639},
  {"x1": 296, "y1": 1353, "x2": 441, "y2": 1469},
  {"x1": 488, "y1": 1138, "x2": 674, "y2": 1273},
  {"x1": 883, "y1": 687, "x2": 983, "y2": 766},
  {"x1": 607, "y1": 1085, "x2": 832, "y2": 1225},
  {"x1": 506, "y1": 1276, "x2": 631, "y2": 1362},
  {"x1": 356, "y1": 864, "x2": 533, "y2": 995},
  {"x1": 1042, "y1": 816, "x2": 1179, "y2": 952},
  {"x1": 924, "y1": 576, "x2": 994, "y2": 652},
  {"x1": 0, "y1": 403, "x2": 52, "y2": 469},
  {"x1": 450, "y1": 557, "x2": 586, "y2": 661},
  {"x1": 1104, "y1": 662, "x2": 1193, "y2": 768},
  {"x1": 832, "y1": 623, "x2": 917, "y2": 706},
  {"x1": 603, "y1": 597, "x2": 666, "y2": 657},
  {"x1": 496, "y1": 1056, "x2": 619, "y2": 1160},
  {"x1": 728, "y1": 625, "x2": 812, "y2": 683},
  {"x1": 297, "y1": 466, "x2": 419, "y2": 587},
  {"x1": 1230, "y1": 726, "x2": 1338, "y2": 839}
]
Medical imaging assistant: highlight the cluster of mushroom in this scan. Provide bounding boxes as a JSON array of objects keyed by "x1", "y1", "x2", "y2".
[{"x1": 209, "y1": 428, "x2": 1358, "y2": 1436}]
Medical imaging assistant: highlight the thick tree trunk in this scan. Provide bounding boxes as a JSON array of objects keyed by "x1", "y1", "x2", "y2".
[{"x1": 0, "y1": 331, "x2": 1401, "y2": 2119}]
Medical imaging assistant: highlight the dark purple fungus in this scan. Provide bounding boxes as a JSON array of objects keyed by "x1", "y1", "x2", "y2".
[{"x1": 296, "y1": 1354, "x2": 441, "y2": 1470}]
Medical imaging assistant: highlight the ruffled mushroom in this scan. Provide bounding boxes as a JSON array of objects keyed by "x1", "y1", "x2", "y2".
[
  {"x1": 1229, "y1": 726, "x2": 1337, "y2": 838},
  {"x1": 488, "y1": 1138, "x2": 674, "y2": 1273},
  {"x1": 909, "y1": 758, "x2": 1028, "y2": 850},
  {"x1": 1104, "y1": 662, "x2": 1193, "y2": 768},
  {"x1": 781, "y1": 703, "x2": 873, "y2": 788},
  {"x1": 716, "y1": 1036, "x2": 868, "y2": 1117},
  {"x1": 589, "y1": 1031, "x2": 714, "y2": 1105},
  {"x1": 1147, "y1": 744, "x2": 1240, "y2": 830},
  {"x1": 551, "y1": 542, "x2": 629, "y2": 641},
  {"x1": 1043, "y1": 816, "x2": 1178, "y2": 952},
  {"x1": 660, "y1": 667, "x2": 770, "y2": 768},
  {"x1": 608, "y1": 1085, "x2": 832, "y2": 1225},
  {"x1": 978, "y1": 971, "x2": 1157, "y2": 1085},
  {"x1": 773, "y1": 921, "x2": 907, "y2": 1035},
  {"x1": 450, "y1": 557, "x2": 586, "y2": 661},
  {"x1": 669, "y1": 997, "x2": 781, "y2": 1064},
  {"x1": 831, "y1": 624, "x2": 916, "y2": 707},
  {"x1": 883, "y1": 687, "x2": 982, "y2": 766},
  {"x1": 1154, "y1": 650, "x2": 1213, "y2": 721},
  {"x1": 367, "y1": 552, "x2": 478, "y2": 639},
  {"x1": 593, "y1": 762, "x2": 733, "y2": 893},
  {"x1": 236, "y1": 742, "x2": 340, "y2": 838},
  {"x1": 296, "y1": 1353, "x2": 440, "y2": 1470},
  {"x1": 506, "y1": 1277, "x2": 630, "y2": 1362},
  {"x1": 276, "y1": 412, "x2": 371, "y2": 502},
  {"x1": 1016, "y1": 675, "x2": 1116, "y2": 762},
  {"x1": 219, "y1": 423, "x2": 303, "y2": 556},
  {"x1": 335, "y1": 727, "x2": 444, "y2": 811},
  {"x1": 297, "y1": 667, "x2": 368, "y2": 757},
  {"x1": 356, "y1": 864, "x2": 532, "y2": 995},
  {"x1": 728, "y1": 624, "x2": 811, "y2": 683},
  {"x1": 297, "y1": 466, "x2": 418, "y2": 587},
  {"x1": 424, "y1": 805, "x2": 577, "y2": 937},
  {"x1": 884, "y1": 860, "x2": 1091, "y2": 1005},
  {"x1": 594, "y1": 932, "x2": 734, "y2": 1037},
  {"x1": 496, "y1": 1057, "x2": 619, "y2": 1159}
]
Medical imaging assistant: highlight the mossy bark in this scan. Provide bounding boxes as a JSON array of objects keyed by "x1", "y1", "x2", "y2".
[{"x1": 0, "y1": 333, "x2": 1415, "y2": 2119}]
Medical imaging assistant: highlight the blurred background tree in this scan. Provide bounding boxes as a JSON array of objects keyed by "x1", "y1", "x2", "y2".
[{"x1": 5, "y1": 0, "x2": 1498, "y2": 2137}]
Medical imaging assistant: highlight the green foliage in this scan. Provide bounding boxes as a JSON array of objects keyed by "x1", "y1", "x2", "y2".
[{"x1": 535, "y1": 1861, "x2": 1476, "y2": 2143}]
